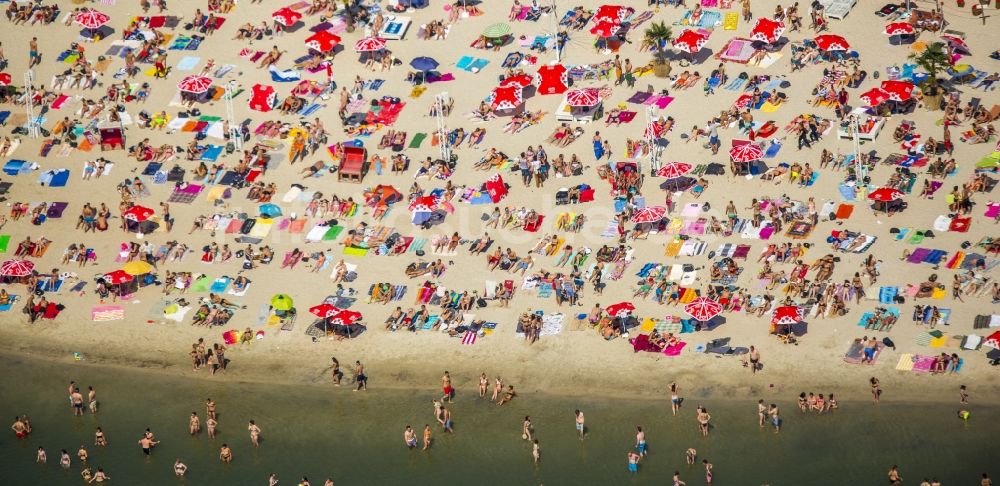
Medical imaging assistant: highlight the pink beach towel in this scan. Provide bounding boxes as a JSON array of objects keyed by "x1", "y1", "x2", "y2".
[
  {"x1": 985, "y1": 202, "x2": 1000, "y2": 218},
  {"x1": 663, "y1": 341, "x2": 687, "y2": 356}
]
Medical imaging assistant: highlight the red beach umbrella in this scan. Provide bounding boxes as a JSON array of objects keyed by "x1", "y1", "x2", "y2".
[
  {"x1": 771, "y1": 305, "x2": 803, "y2": 325},
  {"x1": 305, "y1": 31, "x2": 341, "y2": 52},
  {"x1": 309, "y1": 303, "x2": 341, "y2": 318},
  {"x1": 272, "y1": 7, "x2": 302, "y2": 27},
  {"x1": 74, "y1": 9, "x2": 110, "y2": 29},
  {"x1": 593, "y1": 4, "x2": 633, "y2": 24},
  {"x1": 0, "y1": 259, "x2": 34, "y2": 277},
  {"x1": 940, "y1": 34, "x2": 969, "y2": 51},
  {"x1": 813, "y1": 34, "x2": 850, "y2": 51},
  {"x1": 489, "y1": 85, "x2": 523, "y2": 110},
  {"x1": 408, "y1": 195, "x2": 440, "y2": 212},
  {"x1": 729, "y1": 143, "x2": 763, "y2": 163},
  {"x1": 589, "y1": 20, "x2": 619, "y2": 38},
  {"x1": 354, "y1": 36, "x2": 387, "y2": 52},
  {"x1": 501, "y1": 74, "x2": 534, "y2": 88},
  {"x1": 123, "y1": 205, "x2": 155, "y2": 222},
  {"x1": 605, "y1": 302, "x2": 636, "y2": 317},
  {"x1": 177, "y1": 75, "x2": 213, "y2": 94},
  {"x1": 655, "y1": 162, "x2": 693, "y2": 178},
  {"x1": 673, "y1": 29, "x2": 709, "y2": 54},
  {"x1": 565, "y1": 88, "x2": 601, "y2": 107},
  {"x1": 0, "y1": 73, "x2": 12, "y2": 86},
  {"x1": 329, "y1": 309, "x2": 363, "y2": 326},
  {"x1": 484, "y1": 173, "x2": 508, "y2": 203},
  {"x1": 631, "y1": 206, "x2": 667, "y2": 224},
  {"x1": 535, "y1": 64, "x2": 568, "y2": 95},
  {"x1": 880, "y1": 80, "x2": 914, "y2": 102},
  {"x1": 249, "y1": 84, "x2": 276, "y2": 112},
  {"x1": 859, "y1": 87, "x2": 890, "y2": 107},
  {"x1": 684, "y1": 297, "x2": 722, "y2": 322},
  {"x1": 985, "y1": 330, "x2": 1000, "y2": 349},
  {"x1": 868, "y1": 187, "x2": 904, "y2": 202},
  {"x1": 749, "y1": 17, "x2": 785, "y2": 44},
  {"x1": 883, "y1": 22, "x2": 914, "y2": 36},
  {"x1": 103, "y1": 270, "x2": 134, "y2": 285}
]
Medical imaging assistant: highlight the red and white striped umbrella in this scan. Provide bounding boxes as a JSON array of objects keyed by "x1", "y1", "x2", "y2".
[
  {"x1": 673, "y1": 29, "x2": 709, "y2": 54},
  {"x1": 859, "y1": 87, "x2": 890, "y2": 107},
  {"x1": 501, "y1": 74, "x2": 534, "y2": 88},
  {"x1": 589, "y1": 20, "x2": 619, "y2": 38},
  {"x1": 868, "y1": 187, "x2": 904, "y2": 202},
  {"x1": 305, "y1": 31, "x2": 341, "y2": 52},
  {"x1": 880, "y1": 80, "x2": 914, "y2": 102},
  {"x1": 883, "y1": 22, "x2": 914, "y2": 36},
  {"x1": 0, "y1": 259, "x2": 34, "y2": 277},
  {"x1": 729, "y1": 143, "x2": 763, "y2": 163},
  {"x1": 272, "y1": 7, "x2": 302, "y2": 27},
  {"x1": 749, "y1": 17, "x2": 785, "y2": 44},
  {"x1": 771, "y1": 305, "x2": 803, "y2": 325},
  {"x1": 489, "y1": 85, "x2": 523, "y2": 110},
  {"x1": 74, "y1": 9, "x2": 110, "y2": 29},
  {"x1": 605, "y1": 301, "x2": 635, "y2": 317},
  {"x1": 593, "y1": 4, "x2": 634, "y2": 24},
  {"x1": 123, "y1": 205, "x2": 154, "y2": 222},
  {"x1": 103, "y1": 270, "x2": 134, "y2": 285},
  {"x1": 940, "y1": 34, "x2": 969, "y2": 51},
  {"x1": 684, "y1": 297, "x2": 722, "y2": 322},
  {"x1": 565, "y1": 88, "x2": 601, "y2": 107},
  {"x1": 329, "y1": 309, "x2": 363, "y2": 326},
  {"x1": 177, "y1": 75, "x2": 213, "y2": 94},
  {"x1": 632, "y1": 206, "x2": 668, "y2": 224},
  {"x1": 655, "y1": 162, "x2": 693, "y2": 179},
  {"x1": 309, "y1": 303, "x2": 342, "y2": 319},
  {"x1": 354, "y1": 36, "x2": 387, "y2": 52},
  {"x1": 813, "y1": 34, "x2": 850, "y2": 51},
  {"x1": 535, "y1": 64, "x2": 568, "y2": 95}
]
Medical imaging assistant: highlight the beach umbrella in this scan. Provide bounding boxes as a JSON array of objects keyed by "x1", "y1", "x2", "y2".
[
  {"x1": 305, "y1": 31, "x2": 341, "y2": 52},
  {"x1": 880, "y1": 80, "x2": 914, "y2": 102},
  {"x1": 354, "y1": 36, "x2": 387, "y2": 52},
  {"x1": 103, "y1": 270, "x2": 134, "y2": 285},
  {"x1": 489, "y1": 85, "x2": 523, "y2": 110},
  {"x1": 249, "y1": 84, "x2": 276, "y2": 112},
  {"x1": 309, "y1": 303, "x2": 341, "y2": 319},
  {"x1": 409, "y1": 195, "x2": 440, "y2": 225},
  {"x1": 868, "y1": 187, "x2": 904, "y2": 202},
  {"x1": 631, "y1": 206, "x2": 667, "y2": 224},
  {"x1": 123, "y1": 205, "x2": 154, "y2": 222},
  {"x1": 329, "y1": 309, "x2": 363, "y2": 326},
  {"x1": 500, "y1": 74, "x2": 534, "y2": 88},
  {"x1": 409, "y1": 56, "x2": 439, "y2": 72},
  {"x1": 121, "y1": 261, "x2": 153, "y2": 276},
  {"x1": 749, "y1": 17, "x2": 785, "y2": 44},
  {"x1": 0, "y1": 259, "x2": 34, "y2": 277},
  {"x1": 729, "y1": 143, "x2": 763, "y2": 163},
  {"x1": 565, "y1": 88, "x2": 601, "y2": 107},
  {"x1": 605, "y1": 302, "x2": 635, "y2": 317},
  {"x1": 0, "y1": 73, "x2": 11, "y2": 86},
  {"x1": 883, "y1": 22, "x2": 914, "y2": 36},
  {"x1": 74, "y1": 9, "x2": 110, "y2": 30},
  {"x1": 644, "y1": 120, "x2": 668, "y2": 139},
  {"x1": 859, "y1": 87, "x2": 890, "y2": 107},
  {"x1": 535, "y1": 64, "x2": 568, "y2": 95},
  {"x1": 655, "y1": 162, "x2": 693, "y2": 179},
  {"x1": 259, "y1": 203, "x2": 282, "y2": 217},
  {"x1": 771, "y1": 305, "x2": 803, "y2": 325},
  {"x1": 270, "y1": 293, "x2": 294, "y2": 311},
  {"x1": 659, "y1": 176, "x2": 696, "y2": 192},
  {"x1": 813, "y1": 34, "x2": 849, "y2": 51},
  {"x1": 271, "y1": 7, "x2": 302, "y2": 27},
  {"x1": 593, "y1": 4, "x2": 633, "y2": 24},
  {"x1": 673, "y1": 29, "x2": 709, "y2": 54},
  {"x1": 940, "y1": 34, "x2": 969, "y2": 52},
  {"x1": 985, "y1": 331, "x2": 1000, "y2": 349},
  {"x1": 177, "y1": 75, "x2": 213, "y2": 94},
  {"x1": 589, "y1": 20, "x2": 619, "y2": 38},
  {"x1": 484, "y1": 173, "x2": 508, "y2": 203},
  {"x1": 684, "y1": 297, "x2": 722, "y2": 322},
  {"x1": 482, "y1": 22, "x2": 512, "y2": 38}
]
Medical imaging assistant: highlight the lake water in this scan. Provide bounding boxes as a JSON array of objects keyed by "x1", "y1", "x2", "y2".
[{"x1": 0, "y1": 354, "x2": 995, "y2": 485}]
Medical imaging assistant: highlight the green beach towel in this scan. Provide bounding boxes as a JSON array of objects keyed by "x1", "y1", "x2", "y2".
[
  {"x1": 322, "y1": 225, "x2": 344, "y2": 241},
  {"x1": 343, "y1": 246, "x2": 368, "y2": 257},
  {"x1": 907, "y1": 230, "x2": 925, "y2": 244},
  {"x1": 0, "y1": 235, "x2": 10, "y2": 253},
  {"x1": 409, "y1": 133, "x2": 427, "y2": 148},
  {"x1": 191, "y1": 275, "x2": 212, "y2": 292}
]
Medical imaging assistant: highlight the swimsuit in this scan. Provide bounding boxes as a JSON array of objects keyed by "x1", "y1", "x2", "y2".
[
  {"x1": 628, "y1": 462, "x2": 638, "y2": 472},
  {"x1": 636, "y1": 441, "x2": 647, "y2": 453}
]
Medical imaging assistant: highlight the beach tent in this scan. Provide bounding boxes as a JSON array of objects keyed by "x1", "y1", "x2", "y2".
[
  {"x1": 484, "y1": 173, "x2": 508, "y2": 203},
  {"x1": 271, "y1": 293, "x2": 294, "y2": 312},
  {"x1": 535, "y1": 64, "x2": 568, "y2": 95},
  {"x1": 249, "y1": 84, "x2": 276, "y2": 112}
]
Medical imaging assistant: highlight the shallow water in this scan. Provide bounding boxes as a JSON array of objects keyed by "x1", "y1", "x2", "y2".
[{"x1": 0, "y1": 354, "x2": 996, "y2": 485}]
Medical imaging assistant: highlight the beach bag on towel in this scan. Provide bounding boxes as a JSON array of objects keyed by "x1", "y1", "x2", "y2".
[{"x1": 240, "y1": 218, "x2": 256, "y2": 235}]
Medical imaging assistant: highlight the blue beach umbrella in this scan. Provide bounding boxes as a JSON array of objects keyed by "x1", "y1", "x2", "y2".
[
  {"x1": 410, "y1": 56, "x2": 439, "y2": 72},
  {"x1": 259, "y1": 203, "x2": 282, "y2": 217}
]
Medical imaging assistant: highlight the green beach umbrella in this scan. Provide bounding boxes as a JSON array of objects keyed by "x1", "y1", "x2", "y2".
[
  {"x1": 483, "y1": 22, "x2": 512, "y2": 38},
  {"x1": 271, "y1": 293, "x2": 294, "y2": 311},
  {"x1": 975, "y1": 156, "x2": 998, "y2": 170}
]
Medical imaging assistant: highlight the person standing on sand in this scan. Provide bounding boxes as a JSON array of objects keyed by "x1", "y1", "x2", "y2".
[
  {"x1": 441, "y1": 371, "x2": 453, "y2": 403},
  {"x1": 28, "y1": 37, "x2": 40, "y2": 69},
  {"x1": 354, "y1": 361, "x2": 367, "y2": 391},
  {"x1": 248, "y1": 420, "x2": 261, "y2": 447},
  {"x1": 748, "y1": 346, "x2": 761, "y2": 373},
  {"x1": 669, "y1": 382, "x2": 681, "y2": 415},
  {"x1": 870, "y1": 377, "x2": 881, "y2": 404},
  {"x1": 574, "y1": 410, "x2": 585, "y2": 440},
  {"x1": 888, "y1": 465, "x2": 902, "y2": 485}
]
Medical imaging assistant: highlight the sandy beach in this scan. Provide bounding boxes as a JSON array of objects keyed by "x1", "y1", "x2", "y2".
[{"x1": 1, "y1": 0, "x2": 999, "y2": 481}]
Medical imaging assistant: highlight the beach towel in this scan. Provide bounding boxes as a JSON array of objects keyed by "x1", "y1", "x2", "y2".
[
  {"x1": 92, "y1": 305, "x2": 125, "y2": 321},
  {"x1": 190, "y1": 275, "x2": 212, "y2": 292}
]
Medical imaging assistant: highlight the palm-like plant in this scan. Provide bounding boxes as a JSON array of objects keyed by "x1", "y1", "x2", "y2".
[
  {"x1": 909, "y1": 41, "x2": 950, "y2": 95},
  {"x1": 644, "y1": 21, "x2": 673, "y2": 64}
]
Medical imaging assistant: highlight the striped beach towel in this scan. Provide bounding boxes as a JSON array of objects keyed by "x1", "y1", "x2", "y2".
[
  {"x1": 92, "y1": 306, "x2": 125, "y2": 321},
  {"x1": 461, "y1": 331, "x2": 477, "y2": 345}
]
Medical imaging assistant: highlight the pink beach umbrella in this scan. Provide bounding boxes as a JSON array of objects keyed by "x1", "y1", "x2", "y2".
[
  {"x1": 74, "y1": 9, "x2": 110, "y2": 30},
  {"x1": 0, "y1": 259, "x2": 34, "y2": 277},
  {"x1": 565, "y1": 88, "x2": 601, "y2": 107},
  {"x1": 655, "y1": 162, "x2": 693, "y2": 179},
  {"x1": 729, "y1": 143, "x2": 763, "y2": 163},
  {"x1": 354, "y1": 37, "x2": 387, "y2": 52},
  {"x1": 631, "y1": 206, "x2": 667, "y2": 224},
  {"x1": 177, "y1": 75, "x2": 213, "y2": 94},
  {"x1": 684, "y1": 297, "x2": 722, "y2": 322}
]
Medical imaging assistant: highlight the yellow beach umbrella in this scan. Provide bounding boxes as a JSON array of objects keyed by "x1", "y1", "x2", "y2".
[{"x1": 121, "y1": 261, "x2": 153, "y2": 275}]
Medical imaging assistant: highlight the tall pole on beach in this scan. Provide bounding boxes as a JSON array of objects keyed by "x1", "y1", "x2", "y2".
[
  {"x1": 435, "y1": 92, "x2": 450, "y2": 162},
  {"x1": 23, "y1": 71, "x2": 40, "y2": 139},
  {"x1": 224, "y1": 81, "x2": 242, "y2": 150},
  {"x1": 645, "y1": 105, "x2": 660, "y2": 172},
  {"x1": 551, "y1": 0, "x2": 562, "y2": 63}
]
